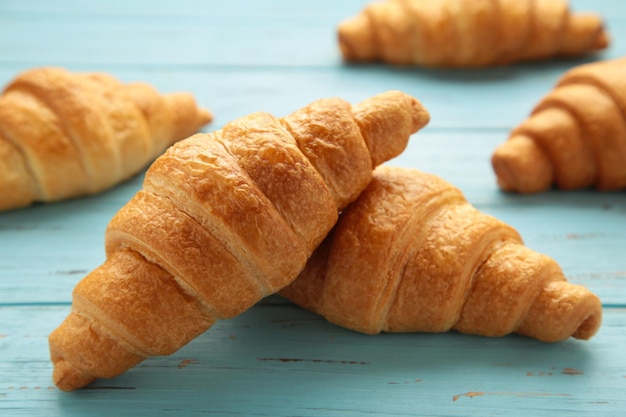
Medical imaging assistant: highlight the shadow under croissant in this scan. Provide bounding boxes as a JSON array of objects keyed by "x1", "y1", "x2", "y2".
[
  {"x1": 53, "y1": 304, "x2": 599, "y2": 396},
  {"x1": 341, "y1": 56, "x2": 604, "y2": 84}
]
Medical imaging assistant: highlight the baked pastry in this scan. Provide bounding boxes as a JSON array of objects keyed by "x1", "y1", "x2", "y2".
[
  {"x1": 0, "y1": 67, "x2": 213, "y2": 211},
  {"x1": 338, "y1": 0, "x2": 609, "y2": 68},
  {"x1": 48, "y1": 91, "x2": 430, "y2": 391},
  {"x1": 281, "y1": 166, "x2": 602, "y2": 342},
  {"x1": 492, "y1": 56, "x2": 626, "y2": 193}
]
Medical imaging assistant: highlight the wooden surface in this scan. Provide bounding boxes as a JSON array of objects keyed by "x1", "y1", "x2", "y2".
[{"x1": 1, "y1": 1, "x2": 625, "y2": 415}]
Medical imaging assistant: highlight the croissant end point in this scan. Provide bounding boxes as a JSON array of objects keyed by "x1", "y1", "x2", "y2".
[
  {"x1": 491, "y1": 135, "x2": 554, "y2": 193},
  {"x1": 337, "y1": 15, "x2": 375, "y2": 62},
  {"x1": 573, "y1": 312, "x2": 602, "y2": 340},
  {"x1": 491, "y1": 151, "x2": 523, "y2": 192},
  {"x1": 198, "y1": 108, "x2": 214, "y2": 125},
  {"x1": 593, "y1": 30, "x2": 610, "y2": 50},
  {"x1": 411, "y1": 99, "x2": 430, "y2": 132},
  {"x1": 337, "y1": 22, "x2": 356, "y2": 60},
  {"x1": 52, "y1": 358, "x2": 95, "y2": 392}
]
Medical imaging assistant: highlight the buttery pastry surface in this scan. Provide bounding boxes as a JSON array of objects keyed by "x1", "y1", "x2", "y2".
[
  {"x1": 281, "y1": 166, "x2": 602, "y2": 342},
  {"x1": 48, "y1": 91, "x2": 430, "y2": 391}
]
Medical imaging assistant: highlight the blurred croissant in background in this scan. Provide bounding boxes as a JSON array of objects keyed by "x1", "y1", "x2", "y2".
[
  {"x1": 492, "y1": 56, "x2": 626, "y2": 193},
  {"x1": 0, "y1": 67, "x2": 212, "y2": 211},
  {"x1": 338, "y1": 0, "x2": 609, "y2": 68}
]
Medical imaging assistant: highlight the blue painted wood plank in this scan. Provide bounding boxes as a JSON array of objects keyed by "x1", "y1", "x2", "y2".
[
  {"x1": 1, "y1": 0, "x2": 624, "y2": 21},
  {"x1": 0, "y1": 0, "x2": 625, "y2": 415},
  {"x1": 1, "y1": 304, "x2": 625, "y2": 416},
  {"x1": 0, "y1": 0, "x2": 361, "y2": 18}
]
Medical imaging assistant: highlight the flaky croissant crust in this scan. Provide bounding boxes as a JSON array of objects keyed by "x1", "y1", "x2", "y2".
[
  {"x1": 281, "y1": 166, "x2": 602, "y2": 342},
  {"x1": 48, "y1": 91, "x2": 430, "y2": 391}
]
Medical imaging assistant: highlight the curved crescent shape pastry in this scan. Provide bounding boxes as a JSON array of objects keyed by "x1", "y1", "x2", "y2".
[
  {"x1": 338, "y1": 0, "x2": 609, "y2": 68},
  {"x1": 48, "y1": 91, "x2": 430, "y2": 391},
  {"x1": 492, "y1": 56, "x2": 626, "y2": 193},
  {"x1": 0, "y1": 67, "x2": 213, "y2": 210},
  {"x1": 281, "y1": 166, "x2": 602, "y2": 342}
]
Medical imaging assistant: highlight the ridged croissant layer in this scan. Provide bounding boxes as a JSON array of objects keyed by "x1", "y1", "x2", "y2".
[
  {"x1": 0, "y1": 67, "x2": 212, "y2": 211},
  {"x1": 48, "y1": 91, "x2": 430, "y2": 391},
  {"x1": 492, "y1": 56, "x2": 626, "y2": 193},
  {"x1": 338, "y1": 0, "x2": 609, "y2": 68},
  {"x1": 281, "y1": 166, "x2": 602, "y2": 342}
]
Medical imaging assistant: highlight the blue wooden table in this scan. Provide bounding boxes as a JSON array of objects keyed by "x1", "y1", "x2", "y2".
[{"x1": 1, "y1": 1, "x2": 626, "y2": 415}]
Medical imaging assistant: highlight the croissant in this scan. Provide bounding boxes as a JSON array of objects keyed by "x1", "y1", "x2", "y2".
[
  {"x1": 0, "y1": 67, "x2": 213, "y2": 211},
  {"x1": 281, "y1": 166, "x2": 602, "y2": 342},
  {"x1": 492, "y1": 56, "x2": 626, "y2": 193},
  {"x1": 47, "y1": 91, "x2": 430, "y2": 391},
  {"x1": 338, "y1": 0, "x2": 609, "y2": 68}
]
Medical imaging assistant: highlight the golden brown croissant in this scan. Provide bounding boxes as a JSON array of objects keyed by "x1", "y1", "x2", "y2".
[
  {"x1": 338, "y1": 0, "x2": 609, "y2": 68},
  {"x1": 492, "y1": 56, "x2": 626, "y2": 193},
  {"x1": 48, "y1": 91, "x2": 430, "y2": 391},
  {"x1": 281, "y1": 166, "x2": 602, "y2": 342},
  {"x1": 0, "y1": 67, "x2": 213, "y2": 211}
]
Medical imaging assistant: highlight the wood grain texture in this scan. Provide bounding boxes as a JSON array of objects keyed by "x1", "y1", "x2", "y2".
[
  {"x1": 1, "y1": 305, "x2": 626, "y2": 416},
  {"x1": 0, "y1": 0, "x2": 625, "y2": 415}
]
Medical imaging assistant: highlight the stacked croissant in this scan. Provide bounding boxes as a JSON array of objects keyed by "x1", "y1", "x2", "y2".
[
  {"x1": 48, "y1": 89, "x2": 433, "y2": 391},
  {"x1": 2, "y1": 0, "x2": 614, "y2": 393},
  {"x1": 281, "y1": 166, "x2": 601, "y2": 341},
  {"x1": 42, "y1": 87, "x2": 601, "y2": 391}
]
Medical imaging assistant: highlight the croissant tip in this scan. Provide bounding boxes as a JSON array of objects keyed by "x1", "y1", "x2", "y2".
[
  {"x1": 199, "y1": 108, "x2": 214, "y2": 125},
  {"x1": 337, "y1": 23, "x2": 357, "y2": 61},
  {"x1": 572, "y1": 303, "x2": 603, "y2": 341},
  {"x1": 52, "y1": 357, "x2": 95, "y2": 392},
  {"x1": 491, "y1": 135, "x2": 554, "y2": 193},
  {"x1": 411, "y1": 99, "x2": 430, "y2": 132},
  {"x1": 594, "y1": 30, "x2": 610, "y2": 50},
  {"x1": 337, "y1": 15, "x2": 376, "y2": 62}
]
